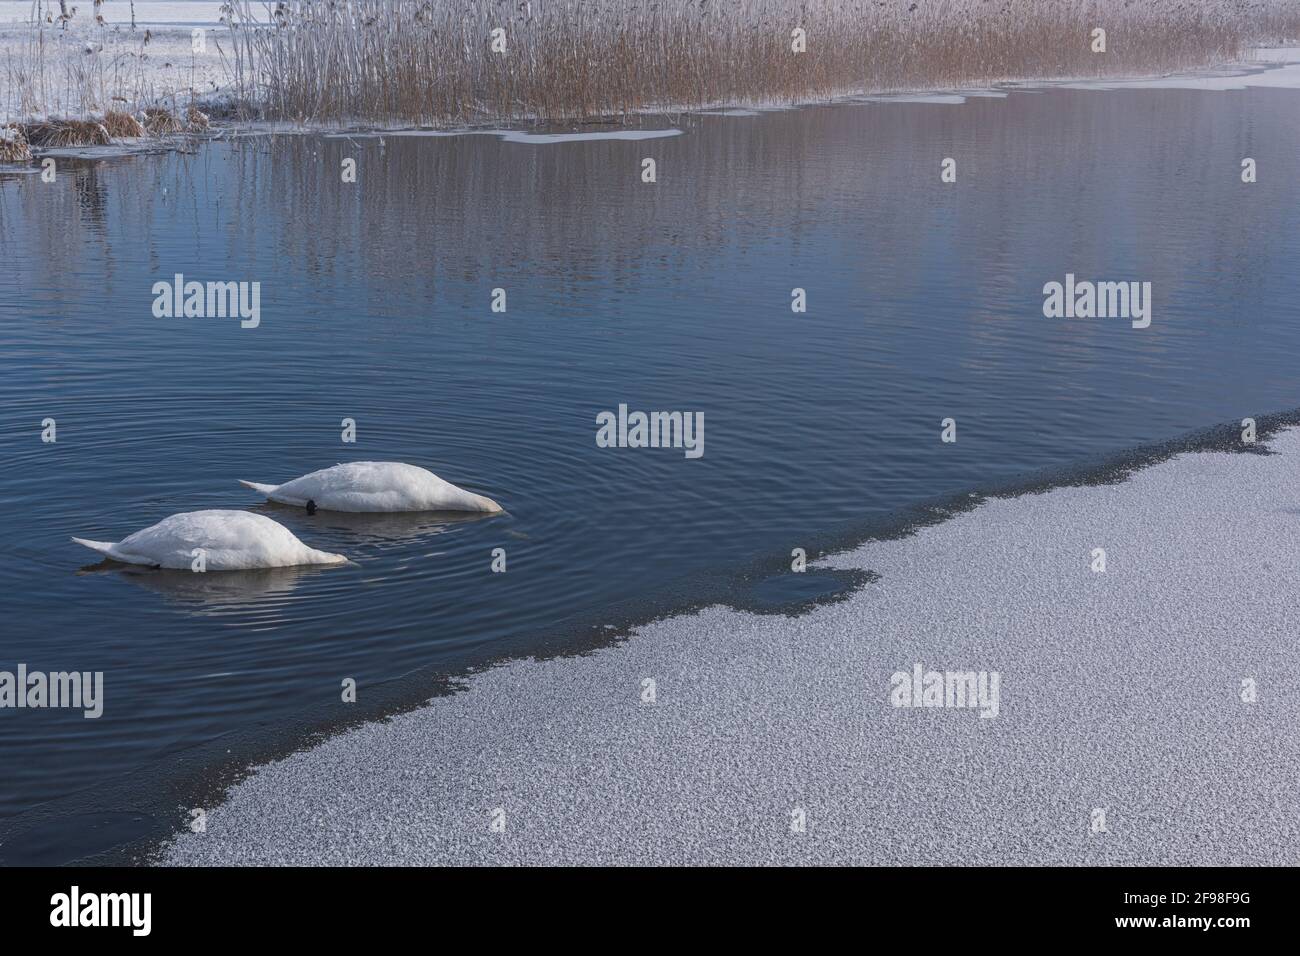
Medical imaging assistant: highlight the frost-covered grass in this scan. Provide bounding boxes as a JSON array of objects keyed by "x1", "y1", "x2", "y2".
[{"x1": 1, "y1": 3, "x2": 232, "y2": 124}]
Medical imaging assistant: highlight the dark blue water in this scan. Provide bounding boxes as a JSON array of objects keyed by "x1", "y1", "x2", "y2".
[{"x1": 1, "y1": 83, "x2": 1298, "y2": 863}]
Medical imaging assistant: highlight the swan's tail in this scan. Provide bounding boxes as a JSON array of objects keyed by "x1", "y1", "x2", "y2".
[
  {"x1": 238, "y1": 480, "x2": 279, "y2": 496},
  {"x1": 72, "y1": 537, "x2": 156, "y2": 566},
  {"x1": 71, "y1": 537, "x2": 117, "y2": 557}
]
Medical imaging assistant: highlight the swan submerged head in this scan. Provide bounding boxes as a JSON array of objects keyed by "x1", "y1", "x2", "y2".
[
  {"x1": 241, "y1": 461, "x2": 507, "y2": 514},
  {"x1": 73, "y1": 510, "x2": 349, "y2": 570}
]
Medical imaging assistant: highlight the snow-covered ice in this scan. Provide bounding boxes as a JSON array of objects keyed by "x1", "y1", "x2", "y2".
[{"x1": 164, "y1": 428, "x2": 1300, "y2": 865}]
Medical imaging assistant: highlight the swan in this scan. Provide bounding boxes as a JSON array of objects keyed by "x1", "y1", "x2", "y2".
[
  {"x1": 239, "y1": 461, "x2": 503, "y2": 514},
  {"x1": 72, "y1": 510, "x2": 348, "y2": 569}
]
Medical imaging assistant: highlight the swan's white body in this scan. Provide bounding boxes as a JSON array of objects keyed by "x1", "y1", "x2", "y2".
[
  {"x1": 72, "y1": 510, "x2": 348, "y2": 569},
  {"x1": 239, "y1": 462, "x2": 502, "y2": 513}
]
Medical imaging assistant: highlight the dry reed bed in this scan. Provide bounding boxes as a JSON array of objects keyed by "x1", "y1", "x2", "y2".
[
  {"x1": 4, "y1": 0, "x2": 1300, "y2": 136},
  {"x1": 0, "y1": 123, "x2": 33, "y2": 162},
  {"x1": 22, "y1": 117, "x2": 112, "y2": 147},
  {"x1": 104, "y1": 108, "x2": 147, "y2": 138},
  {"x1": 219, "y1": 0, "x2": 1300, "y2": 125},
  {"x1": 0, "y1": 109, "x2": 203, "y2": 158}
]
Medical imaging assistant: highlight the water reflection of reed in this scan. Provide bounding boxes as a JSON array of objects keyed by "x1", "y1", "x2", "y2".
[
  {"x1": 204, "y1": 92, "x2": 1287, "y2": 339},
  {"x1": 1, "y1": 87, "x2": 1292, "y2": 360}
]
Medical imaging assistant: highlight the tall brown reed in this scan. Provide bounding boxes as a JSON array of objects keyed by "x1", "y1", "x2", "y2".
[
  {"x1": 220, "y1": 0, "x2": 1300, "y2": 125},
  {"x1": 6, "y1": 1, "x2": 1300, "y2": 128}
]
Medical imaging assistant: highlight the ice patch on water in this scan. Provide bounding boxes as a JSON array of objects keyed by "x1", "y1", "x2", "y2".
[
  {"x1": 163, "y1": 426, "x2": 1300, "y2": 866},
  {"x1": 326, "y1": 127, "x2": 682, "y2": 145},
  {"x1": 849, "y1": 47, "x2": 1300, "y2": 107},
  {"x1": 1055, "y1": 51, "x2": 1300, "y2": 92},
  {"x1": 848, "y1": 89, "x2": 1008, "y2": 105},
  {"x1": 855, "y1": 93, "x2": 969, "y2": 105}
]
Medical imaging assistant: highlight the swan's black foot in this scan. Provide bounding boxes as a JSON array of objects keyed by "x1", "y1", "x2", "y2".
[{"x1": 306, "y1": 499, "x2": 317, "y2": 515}]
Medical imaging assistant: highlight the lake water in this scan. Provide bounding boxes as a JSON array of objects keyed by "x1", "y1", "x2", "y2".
[{"x1": 2, "y1": 83, "x2": 1299, "y2": 864}]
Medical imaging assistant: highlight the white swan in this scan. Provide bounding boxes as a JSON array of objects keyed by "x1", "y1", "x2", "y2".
[
  {"x1": 239, "y1": 461, "x2": 503, "y2": 513},
  {"x1": 72, "y1": 510, "x2": 348, "y2": 569}
]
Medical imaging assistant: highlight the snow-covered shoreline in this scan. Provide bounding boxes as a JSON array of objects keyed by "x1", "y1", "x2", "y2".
[{"x1": 163, "y1": 424, "x2": 1300, "y2": 865}]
